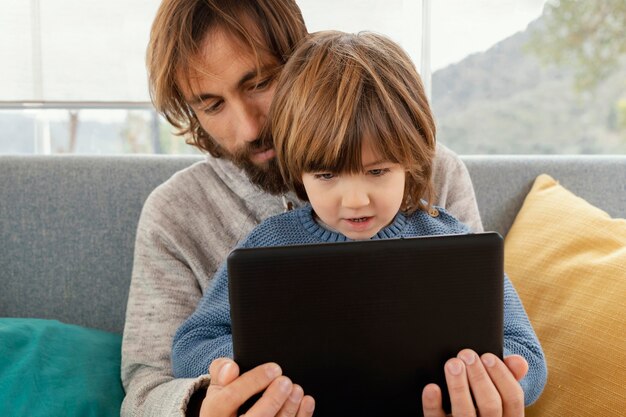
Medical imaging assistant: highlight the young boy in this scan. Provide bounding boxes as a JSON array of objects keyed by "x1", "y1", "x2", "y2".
[{"x1": 172, "y1": 30, "x2": 546, "y2": 412}]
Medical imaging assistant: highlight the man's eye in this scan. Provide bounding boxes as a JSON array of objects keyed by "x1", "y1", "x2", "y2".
[
  {"x1": 251, "y1": 77, "x2": 273, "y2": 91},
  {"x1": 203, "y1": 101, "x2": 223, "y2": 115},
  {"x1": 314, "y1": 173, "x2": 335, "y2": 180}
]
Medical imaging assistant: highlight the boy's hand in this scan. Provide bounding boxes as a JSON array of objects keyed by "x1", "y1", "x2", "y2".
[
  {"x1": 422, "y1": 350, "x2": 528, "y2": 417},
  {"x1": 200, "y1": 358, "x2": 315, "y2": 417}
]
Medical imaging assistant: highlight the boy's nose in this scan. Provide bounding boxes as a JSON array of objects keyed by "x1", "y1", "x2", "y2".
[{"x1": 342, "y1": 184, "x2": 370, "y2": 209}]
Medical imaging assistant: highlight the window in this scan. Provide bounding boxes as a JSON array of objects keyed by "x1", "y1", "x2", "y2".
[
  {"x1": 431, "y1": 0, "x2": 626, "y2": 154},
  {"x1": 300, "y1": 0, "x2": 425, "y2": 75},
  {"x1": 1, "y1": 0, "x2": 624, "y2": 155},
  {"x1": 0, "y1": 0, "x2": 193, "y2": 155}
]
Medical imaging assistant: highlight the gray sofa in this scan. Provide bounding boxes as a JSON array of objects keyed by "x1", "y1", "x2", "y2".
[{"x1": 1, "y1": 154, "x2": 625, "y2": 334}]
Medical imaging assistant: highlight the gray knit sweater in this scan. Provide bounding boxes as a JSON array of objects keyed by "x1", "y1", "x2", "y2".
[{"x1": 121, "y1": 143, "x2": 483, "y2": 417}]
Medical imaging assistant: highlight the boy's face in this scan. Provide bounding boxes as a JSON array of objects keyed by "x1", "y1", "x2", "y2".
[
  {"x1": 178, "y1": 27, "x2": 286, "y2": 192},
  {"x1": 302, "y1": 142, "x2": 406, "y2": 240}
]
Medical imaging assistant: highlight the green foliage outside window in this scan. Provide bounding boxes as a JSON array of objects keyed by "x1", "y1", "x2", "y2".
[
  {"x1": 527, "y1": 0, "x2": 626, "y2": 91},
  {"x1": 434, "y1": 0, "x2": 626, "y2": 154}
]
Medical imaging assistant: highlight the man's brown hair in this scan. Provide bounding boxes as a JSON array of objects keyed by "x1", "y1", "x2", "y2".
[
  {"x1": 146, "y1": 0, "x2": 307, "y2": 155},
  {"x1": 270, "y1": 31, "x2": 437, "y2": 213}
]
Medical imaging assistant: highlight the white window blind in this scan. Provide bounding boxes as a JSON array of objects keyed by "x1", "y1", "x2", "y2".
[
  {"x1": 0, "y1": 0, "x2": 159, "y2": 104},
  {"x1": 0, "y1": 0, "x2": 425, "y2": 105}
]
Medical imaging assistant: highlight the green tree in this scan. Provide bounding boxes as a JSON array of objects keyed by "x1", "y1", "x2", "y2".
[{"x1": 527, "y1": 0, "x2": 626, "y2": 90}]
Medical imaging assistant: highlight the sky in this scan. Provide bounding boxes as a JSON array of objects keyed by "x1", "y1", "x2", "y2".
[
  {"x1": 0, "y1": 0, "x2": 547, "y2": 104},
  {"x1": 430, "y1": 0, "x2": 547, "y2": 70},
  {"x1": 300, "y1": 0, "x2": 548, "y2": 70}
]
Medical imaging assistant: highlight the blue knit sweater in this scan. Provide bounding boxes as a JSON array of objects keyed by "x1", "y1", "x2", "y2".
[{"x1": 172, "y1": 205, "x2": 546, "y2": 405}]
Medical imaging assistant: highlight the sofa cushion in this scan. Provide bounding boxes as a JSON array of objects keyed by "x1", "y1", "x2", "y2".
[
  {"x1": 504, "y1": 174, "x2": 626, "y2": 415},
  {"x1": 0, "y1": 318, "x2": 124, "y2": 417}
]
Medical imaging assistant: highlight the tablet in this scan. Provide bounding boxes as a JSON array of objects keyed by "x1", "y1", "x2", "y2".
[{"x1": 228, "y1": 232, "x2": 504, "y2": 417}]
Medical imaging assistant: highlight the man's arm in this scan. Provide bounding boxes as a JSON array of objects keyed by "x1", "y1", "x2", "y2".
[
  {"x1": 122, "y1": 188, "x2": 314, "y2": 417},
  {"x1": 121, "y1": 192, "x2": 211, "y2": 416},
  {"x1": 121, "y1": 159, "x2": 300, "y2": 416},
  {"x1": 432, "y1": 143, "x2": 483, "y2": 232}
]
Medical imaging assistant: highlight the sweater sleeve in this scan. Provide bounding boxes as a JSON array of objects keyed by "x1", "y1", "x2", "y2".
[
  {"x1": 172, "y1": 263, "x2": 234, "y2": 378},
  {"x1": 121, "y1": 197, "x2": 212, "y2": 417},
  {"x1": 169, "y1": 215, "x2": 292, "y2": 378},
  {"x1": 502, "y1": 274, "x2": 547, "y2": 405},
  {"x1": 433, "y1": 143, "x2": 484, "y2": 232},
  {"x1": 121, "y1": 161, "x2": 262, "y2": 417}
]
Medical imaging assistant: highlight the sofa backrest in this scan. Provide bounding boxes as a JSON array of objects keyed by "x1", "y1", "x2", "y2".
[
  {"x1": 464, "y1": 155, "x2": 626, "y2": 236},
  {"x1": 0, "y1": 156, "x2": 202, "y2": 334},
  {"x1": 1, "y1": 155, "x2": 625, "y2": 334}
]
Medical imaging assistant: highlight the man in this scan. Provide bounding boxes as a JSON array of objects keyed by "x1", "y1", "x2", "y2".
[{"x1": 123, "y1": 1, "x2": 521, "y2": 417}]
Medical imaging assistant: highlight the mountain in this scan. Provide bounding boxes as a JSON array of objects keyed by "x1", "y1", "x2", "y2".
[{"x1": 431, "y1": 19, "x2": 626, "y2": 154}]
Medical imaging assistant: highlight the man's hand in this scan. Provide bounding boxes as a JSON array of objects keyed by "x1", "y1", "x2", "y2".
[
  {"x1": 422, "y1": 350, "x2": 528, "y2": 417},
  {"x1": 200, "y1": 358, "x2": 315, "y2": 417}
]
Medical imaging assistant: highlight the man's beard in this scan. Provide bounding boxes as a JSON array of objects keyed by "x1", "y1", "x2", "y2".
[{"x1": 225, "y1": 138, "x2": 290, "y2": 196}]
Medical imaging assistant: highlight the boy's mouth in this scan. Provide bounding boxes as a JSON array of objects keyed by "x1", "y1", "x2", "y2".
[
  {"x1": 343, "y1": 216, "x2": 374, "y2": 228},
  {"x1": 349, "y1": 217, "x2": 369, "y2": 223},
  {"x1": 341, "y1": 216, "x2": 378, "y2": 237}
]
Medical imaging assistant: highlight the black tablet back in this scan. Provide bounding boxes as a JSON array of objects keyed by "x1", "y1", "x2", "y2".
[{"x1": 228, "y1": 232, "x2": 504, "y2": 417}]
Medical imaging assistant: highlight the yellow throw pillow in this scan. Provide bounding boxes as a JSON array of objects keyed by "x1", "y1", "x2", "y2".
[{"x1": 504, "y1": 174, "x2": 626, "y2": 416}]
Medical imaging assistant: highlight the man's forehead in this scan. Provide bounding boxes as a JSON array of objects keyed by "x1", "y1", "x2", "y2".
[{"x1": 178, "y1": 27, "x2": 278, "y2": 99}]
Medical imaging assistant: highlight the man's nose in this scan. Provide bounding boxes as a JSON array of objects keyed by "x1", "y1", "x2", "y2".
[{"x1": 234, "y1": 99, "x2": 264, "y2": 144}]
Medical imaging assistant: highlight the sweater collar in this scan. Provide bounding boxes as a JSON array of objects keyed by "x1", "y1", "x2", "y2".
[
  {"x1": 297, "y1": 205, "x2": 407, "y2": 242},
  {"x1": 207, "y1": 155, "x2": 302, "y2": 217}
]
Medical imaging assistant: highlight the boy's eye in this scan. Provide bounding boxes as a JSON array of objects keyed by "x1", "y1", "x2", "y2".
[
  {"x1": 368, "y1": 168, "x2": 390, "y2": 176},
  {"x1": 314, "y1": 173, "x2": 335, "y2": 180}
]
